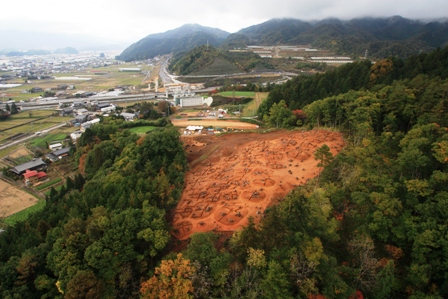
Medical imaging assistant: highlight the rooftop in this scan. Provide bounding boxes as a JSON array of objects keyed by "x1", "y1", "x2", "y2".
[{"x1": 10, "y1": 158, "x2": 46, "y2": 175}]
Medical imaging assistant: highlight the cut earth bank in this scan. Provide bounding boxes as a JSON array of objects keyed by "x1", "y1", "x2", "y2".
[{"x1": 172, "y1": 129, "x2": 345, "y2": 240}]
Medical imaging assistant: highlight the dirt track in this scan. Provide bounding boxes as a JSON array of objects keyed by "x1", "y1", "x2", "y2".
[{"x1": 172, "y1": 129, "x2": 345, "y2": 240}]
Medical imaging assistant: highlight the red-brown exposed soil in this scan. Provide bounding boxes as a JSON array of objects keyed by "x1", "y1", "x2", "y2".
[{"x1": 172, "y1": 129, "x2": 345, "y2": 240}]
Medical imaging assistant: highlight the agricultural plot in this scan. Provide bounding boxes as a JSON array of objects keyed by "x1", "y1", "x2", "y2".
[
  {"x1": 0, "y1": 179, "x2": 39, "y2": 219},
  {"x1": 3, "y1": 200, "x2": 46, "y2": 226},
  {"x1": 30, "y1": 133, "x2": 68, "y2": 148},
  {"x1": 172, "y1": 129, "x2": 345, "y2": 240},
  {"x1": 3, "y1": 62, "x2": 152, "y2": 100},
  {"x1": 0, "y1": 111, "x2": 71, "y2": 144},
  {"x1": 218, "y1": 91, "x2": 256, "y2": 98}
]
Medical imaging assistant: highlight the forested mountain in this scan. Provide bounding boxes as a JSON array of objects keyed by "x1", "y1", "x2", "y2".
[
  {"x1": 2, "y1": 47, "x2": 448, "y2": 298},
  {"x1": 237, "y1": 18, "x2": 313, "y2": 44},
  {"x1": 116, "y1": 24, "x2": 230, "y2": 62},
  {"x1": 117, "y1": 16, "x2": 448, "y2": 62},
  {"x1": 232, "y1": 16, "x2": 448, "y2": 58}
]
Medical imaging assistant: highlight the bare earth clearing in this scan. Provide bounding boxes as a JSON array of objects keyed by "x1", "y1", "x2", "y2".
[
  {"x1": 172, "y1": 129, "x2": 345, "y2": 240},
  {"x1": 0, "y1": 179, "x2": 38, "y2": 218},
  {"x1": 172, "y1": 119, "x2": 259, "y2": 130}
]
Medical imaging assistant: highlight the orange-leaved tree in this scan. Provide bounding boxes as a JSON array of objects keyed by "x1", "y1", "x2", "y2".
[{"x1": 140, "y1": 253, "x2": 195, "y2": 299}]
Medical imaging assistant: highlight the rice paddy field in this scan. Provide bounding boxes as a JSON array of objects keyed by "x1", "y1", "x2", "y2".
[
  {"x1": 0, "y1": 111, "x2": 73, "y2": 144},
  {"x1": 1, "y1": 62, "x2": 153, "y2": 101}
]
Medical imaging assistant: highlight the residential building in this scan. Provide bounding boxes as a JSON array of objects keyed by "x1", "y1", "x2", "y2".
[
  {"x1": 10, "y1": 158, "x2": 47, "y2": 175},
  {"x1": 46, "y1": 147, "x2": 71, "y2": 162},
  {"x1": 120, "y1": 112, "x2": 137, "y2": 121},
  {"x1": 23, "y1": 169, "x2": 47, "y2": 185}
]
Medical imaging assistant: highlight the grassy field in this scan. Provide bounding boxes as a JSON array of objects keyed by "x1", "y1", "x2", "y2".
[
  {"x1": 219, "y1": 91, "x2": 256, "y2": 98},
  {"x1": 242, "y1": 92, "x2": 268, "y2": 117},
  {"x1": 35, "y1": 178, "x2": 62, "y2": 190},
  {"x1": 4, "y1": 200, "x2": 46, "y2": 226},
  {"x1": 30, "y1": 133, "x2": 68, "y2": 148},
  {"x1": 128, "y1": 126, "x2": 156, "y2": 134}
]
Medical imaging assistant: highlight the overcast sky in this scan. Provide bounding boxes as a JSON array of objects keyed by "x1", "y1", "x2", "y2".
[{"x1": 1, "y1": 0, "x2": 447, "y2": 44}]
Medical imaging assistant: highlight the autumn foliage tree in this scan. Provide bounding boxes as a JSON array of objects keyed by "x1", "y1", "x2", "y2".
[{"x1": 140, "y1": 253, "x2": 195, "y2": 299}]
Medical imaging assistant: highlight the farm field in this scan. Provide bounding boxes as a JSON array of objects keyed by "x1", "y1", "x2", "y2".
[
  {"x1": 172, "y1": 129, "x2": 345, "y2": 240},
  {"x1": 0, "y1": 111, "x2": 73, "y2": 143},
  {"x1": 218, "y1": 91, "x2": 255, "y2": 97},
  {"x1": 30, "y1": 133, "x2": 68, "y2": 148},
  {"x1": 0, "y1": 179, "x2": 39, "y2": 219},
  {"x1": 3, "y1": 200, "x2": 46, "y2": 225},
  {"x1": 2, "y1": 62, "x2": 153, "y2": 101}
]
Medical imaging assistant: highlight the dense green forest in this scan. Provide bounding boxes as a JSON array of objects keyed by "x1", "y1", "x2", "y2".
[
  {"x1": 116, "y1": 24, "x2": 229, "y2": 62},
  {"x1": 2, "y1": 47, "x2": 448, "y2": 298}
]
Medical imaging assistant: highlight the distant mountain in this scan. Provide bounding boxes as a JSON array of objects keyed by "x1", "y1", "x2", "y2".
[
  {"x1": 116, "y1": 24, "x2": 230, "y2": 62},
  {"x1": 220, "y1": 33, "x2": 250, "y2": 50},
  {"x1": 229, "y1": 16, "x2": 448, "y2": 57},
  {"x1": 54, "y1": 47, "x2": 79, "y2": 54},
  {"x1": 6, "y1": 49, "x2": 52, "y2": 57},
  {"x1": 237, "y1": 18, "x2": 312, "y2": 44},
  {"x1": 0, "y1": 30, "x2": 124, "y2": 52},
  {"x1": 117, "y1": 16, "x2": 448, "y2": 62},
  {"x1": 148, "y1": 23, "x2": 229, "y2": 40}
]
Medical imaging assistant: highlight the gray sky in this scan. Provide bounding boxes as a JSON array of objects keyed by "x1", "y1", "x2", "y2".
[{"x1": 1, "y1": 0, "x2": 447, "y2": 44}]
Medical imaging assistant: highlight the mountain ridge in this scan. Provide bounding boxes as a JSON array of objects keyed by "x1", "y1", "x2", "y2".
[{"x1": 117, "y1": 16, "x2": 448, "y2": 61}]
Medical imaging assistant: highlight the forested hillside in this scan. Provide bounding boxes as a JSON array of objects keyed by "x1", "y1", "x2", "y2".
[
  {"x1": 116, "y1": 24, "x2": 229, "y2": 62},
  {"x1": 234, "y1": 16, "x2": 448, "y2": 58},
  {"x1": 258, "y1": 46, "x2": 448, "y2": 116},
  {"x1": 2, "y1": 47, "x2": 448, "y2": 298},
  {"x1": 118, "y1": 16, "x2": 448, "y2": 62},
  {"x1": 0, "y1": 118, "x2": 188, "y2": 298}
]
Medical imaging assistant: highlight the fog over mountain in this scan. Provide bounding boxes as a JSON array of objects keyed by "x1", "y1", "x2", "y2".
[{"x1": 0, "y1": 30, "x2": 128, "y2": 52}]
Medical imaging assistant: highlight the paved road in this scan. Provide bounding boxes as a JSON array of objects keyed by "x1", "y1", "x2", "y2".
[{"x1": 0, "y1": 122, "x2": 69, "y2": 151}]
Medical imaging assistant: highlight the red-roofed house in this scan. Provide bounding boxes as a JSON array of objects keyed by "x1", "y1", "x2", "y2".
[{"x1": 23, "y1": 169, "x2": 47, "y2": 185}]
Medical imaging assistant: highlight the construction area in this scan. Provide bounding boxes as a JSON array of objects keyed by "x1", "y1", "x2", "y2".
[{"x1": 172, "y1": 129, "x2": 345, "y2": 240}]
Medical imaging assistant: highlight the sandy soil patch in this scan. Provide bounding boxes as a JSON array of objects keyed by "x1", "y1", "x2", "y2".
[
  {"x1": 172, "y1": 129, "x2": 345, "y2": 240},
  {"x1": 0, "y1": 179, "x2": 38, "y2": 218},
  {"x1": 172, "y1": 119, "x2": 258, "y2": 130}
]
